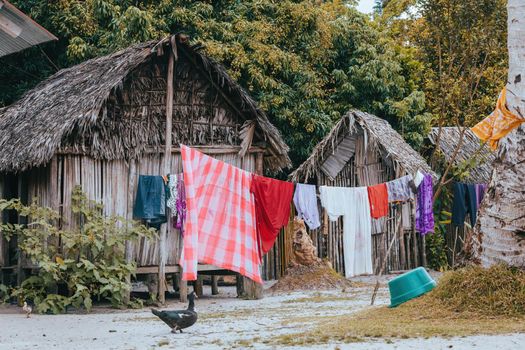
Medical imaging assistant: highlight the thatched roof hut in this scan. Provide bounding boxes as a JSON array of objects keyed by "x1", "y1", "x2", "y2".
[
  {"x1": 0, "y1": 37, "x2": 290, "y2": 173},
  {"x1": 290, "y1": 110, "x2": 436, "y2": 276},
  {"x1": 291, "y1": 110, "x2": 436, "y2": 182},
  {"x1": 0, "y1": 36, "x2": 290, "y2": 298},
  {"x1": 428, "y1": 127, "x2": 495, "y2": 183}
]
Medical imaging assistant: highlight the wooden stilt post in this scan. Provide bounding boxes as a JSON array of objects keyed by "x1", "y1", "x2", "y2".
[
  {"x1": 178, "y1": 271, "x2": 188, "y2": 302},
  {"x1": 398, "y1": 203, "x2": 407, "y2": 270},
  {"x1": 159, "y1": 36, "x2": 178, "y2": 304},
  {"x1": 124, "y1": 161, "x2": 136, "y2": 305},
  {"x1": 195, "y1": 275, "x2": 204, "y2": 297},
  {"x1": 211, "y1": 276, "x2": 219, "y2": 295}
]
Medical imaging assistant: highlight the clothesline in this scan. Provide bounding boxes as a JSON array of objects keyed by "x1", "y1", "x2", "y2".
[{"x1": 132, "y1": 145, "x2": 436, "y2": 283}]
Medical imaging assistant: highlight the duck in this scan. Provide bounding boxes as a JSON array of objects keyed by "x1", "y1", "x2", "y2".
[{"x1": 151, "y1": 292, "x2": 198, "y2": 333}]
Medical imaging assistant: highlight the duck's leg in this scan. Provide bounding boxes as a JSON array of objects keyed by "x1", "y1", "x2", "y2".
[{"x1": 171, "y1": 327, "x2": 179, "y2": 334}]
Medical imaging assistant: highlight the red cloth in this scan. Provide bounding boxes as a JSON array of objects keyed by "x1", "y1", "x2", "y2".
[
  {"x1": 367, "y1": 183, "x2": 389, "y2": 219},
  {"x1": 251, "y1": 174, "x2": 294, "y2": 257}
]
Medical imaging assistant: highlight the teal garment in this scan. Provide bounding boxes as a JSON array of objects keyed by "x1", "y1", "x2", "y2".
[{"x1": 133, "y1": 175, "x2": 167, "y2": 225}]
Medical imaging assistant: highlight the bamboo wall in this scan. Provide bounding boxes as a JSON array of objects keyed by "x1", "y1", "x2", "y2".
[
  {"x1": 303, "y1": 135, "x2": 426, "y2": 275},
  {"x1": 1, "y1": 151, "x2": 257, "y2": 268}
]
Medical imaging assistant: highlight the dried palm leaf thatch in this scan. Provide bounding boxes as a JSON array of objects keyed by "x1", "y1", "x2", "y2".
[
  {"x1": 428, "y1": 127, "x2": 495, "y2": 183},
  {"x1": 0, "y1": 37, "x2": 290, "y2": 173},
  {"x1": 290, "y1": 110, "x2": 436, "y2": 183}
]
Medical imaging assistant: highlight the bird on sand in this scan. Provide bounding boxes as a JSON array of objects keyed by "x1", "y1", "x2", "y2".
[
  {"x1": 151, "y1": 292, "x2": 198, "y2": 333},
  {"x1": 22, "y1": 301, "x2": 32, "y2": 318}
]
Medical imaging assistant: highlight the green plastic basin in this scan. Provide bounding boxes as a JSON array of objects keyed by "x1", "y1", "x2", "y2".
[{"x1": 388, "y1": 267, "x2": 436, "y2": 307}]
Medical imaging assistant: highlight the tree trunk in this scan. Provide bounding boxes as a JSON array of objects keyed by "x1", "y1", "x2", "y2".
[{"x1": 471, "y1": 0, "x2": 525, "y2": 266}]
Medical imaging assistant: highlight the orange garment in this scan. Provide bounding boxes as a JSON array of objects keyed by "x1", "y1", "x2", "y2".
[
  {"x1": 471, "y1": 87, "x2": 524, "y2": 150},
  {"x1": 367, "y1": 183, "x2": 389, "y2": 219}
]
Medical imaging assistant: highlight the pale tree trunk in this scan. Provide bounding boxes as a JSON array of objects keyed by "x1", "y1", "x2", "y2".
[{"x1": 471, "y1": 0, "x2": 525, "y2": 266}]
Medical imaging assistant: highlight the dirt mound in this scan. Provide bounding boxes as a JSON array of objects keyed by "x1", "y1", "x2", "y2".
[{"x1": 269, "y1": 261, "x2": 352, "y2": 293}]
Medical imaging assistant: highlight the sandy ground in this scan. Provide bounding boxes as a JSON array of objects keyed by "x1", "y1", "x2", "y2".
[{"x1": 1, "y1": 274, "x2": 524, "y2": 350}]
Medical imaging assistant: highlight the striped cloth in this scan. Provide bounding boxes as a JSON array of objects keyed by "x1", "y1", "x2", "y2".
[{"x1": 180, "y1": 145, "x2": 262, "y2": 283}]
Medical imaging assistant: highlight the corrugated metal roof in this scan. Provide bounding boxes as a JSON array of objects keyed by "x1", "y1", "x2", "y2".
[{"x1": 0, "y1": 0, "x2": 57, "y2": 57}]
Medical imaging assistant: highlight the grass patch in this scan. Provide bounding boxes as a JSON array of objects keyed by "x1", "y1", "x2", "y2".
[
  {"x1": 282, "y1": 293, "x2": 360, "y2": 304},
  {"x1": 270, "y1": 265, "x2": 525, "y2": 346}
]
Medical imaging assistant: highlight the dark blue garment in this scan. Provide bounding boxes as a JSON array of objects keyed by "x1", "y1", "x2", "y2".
[
  {"x1": 451, "y1": 182, "x2": 478, "y2": 227},
  {"x1": 133, "y1": 175, "x2": 167, "y2": 225}
]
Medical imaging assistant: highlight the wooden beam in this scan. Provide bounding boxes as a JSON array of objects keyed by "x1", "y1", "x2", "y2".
[
  {"x1": 143, "y1": 145, "x2": 266, "y2": 155},
  {"x1": 56, "y1": 145, "x2": 267, "y2": 156},
  {"x1": 123, "y1": 160, "x2": 136, "y2": 305},
  {"x1": 158, "y1": 36, "x2": 177, "y2": 305}
]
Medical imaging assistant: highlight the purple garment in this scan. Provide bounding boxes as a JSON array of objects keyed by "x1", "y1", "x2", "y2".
[
  {"x1": 475, "y1": 184, "x2": 487, "y2": 207},
  {"x1": 174, "y1": 173, "x2": 186, "y2": 234},
  {"x1": 415, "y1": 174, "x2": 434, "y2": 235},
  {"x1": 293, "y1": 183, "x2": 321, "y2": 230}
]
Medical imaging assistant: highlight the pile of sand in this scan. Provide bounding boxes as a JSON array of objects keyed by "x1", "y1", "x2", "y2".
[{"x1": 269, "y1": 261, "x2": 352, "y2": 293}]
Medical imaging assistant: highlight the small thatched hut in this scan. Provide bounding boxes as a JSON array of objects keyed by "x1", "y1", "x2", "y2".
[
  {"x1": 290, "y1": 110, "x2": 436, "y2": 275},
  {"x1": 0, "y1": 35, "x2": 290, "y2": 299},
  {"x1": 428, "y1": 127, "x2": 495, "y2": 183},
  {"x1": 427, "y1": 127, "x2": 495, "y2": 265}
]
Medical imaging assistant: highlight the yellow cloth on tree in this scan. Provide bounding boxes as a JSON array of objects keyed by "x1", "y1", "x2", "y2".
[{"x1": 471, "y1": 87, "x2": 524, "y2": 150}]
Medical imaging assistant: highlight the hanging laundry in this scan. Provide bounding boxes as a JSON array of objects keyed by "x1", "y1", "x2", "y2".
[
  {"x1": 386, "y1": 175, "x2": 415, "y2": 202},
  {"x1": 367, "y1": 183, "x2": 389, "y2": 219},
  {"x1": 251, "y1": 175, "x2": 294, "y2": 256},
  {"x1": 471, "y1": 87, "x2": 524, "y2": 150},
  {"x1": 415, "y1": 174, "x2": 434, "y2": 235},
  {"x1": 293, "y1": 183, "x2": 321, "y2": 230},
  {"x1": 475, "y1": 183, "x2": 487, "y2": 207},
  {"x1": 166, "y1": 174, "x2": 179, "y2": 216},
  {"x1": 133, "y1": 175, "x2": 167, "y2": 225},
  {"x1": 174, "y1": 173, "x2": 186, "y2": 233},
  {"x1": 180, "y1": 145, "x2": 261, "y2": 283},
  {"x1": 319, "y1": 186, "x2": 372, "y2": 278},
  {"x1": 451, "y1": 182, "x2": 478, "y2": 227},
  {"x1": 166, "y1": 173, "x2": 187, "y2": 233},
  {"x1": 402, "y1": 202, "x2": 412, "y2": 229},
  {"x1": 413, "y1": 170, "x2": 425, "y2": 188}
]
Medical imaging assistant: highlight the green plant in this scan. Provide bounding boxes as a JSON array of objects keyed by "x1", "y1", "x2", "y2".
[
  {"x1": 0, "y1": 283, "x2": 9, "y2": 303},
  {"x1": 425, "y1": 228, "x2": 448, "y2": 271},
  {"x1": 0, "y1": 186, "x2": 155, "y2": 313}
]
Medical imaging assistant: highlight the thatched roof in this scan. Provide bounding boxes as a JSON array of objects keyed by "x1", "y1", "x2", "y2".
[
  {"x1": 290, "y1": 110, "x2": 436, "y2": 183},
  {"x1": 428, "y1": 127, "x2": 495, "y2": 183},
  {"x1": 0, "y1": 36, "x2": 290, "y2": 172}
]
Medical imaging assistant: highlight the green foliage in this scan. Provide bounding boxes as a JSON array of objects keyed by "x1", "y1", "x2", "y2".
[
  {"x1": 0, "y1": 186, "x2": 155, "y2": 313},
  {"x1": 425, "y1": 228, "x2": 448, "y2": 271},
  {"x1": 0, "y1": 0, "x2": 431, "y2": 166}
]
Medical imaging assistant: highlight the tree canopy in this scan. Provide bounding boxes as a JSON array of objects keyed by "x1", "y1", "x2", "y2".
[{"x1": 0, "y1": 0, "x2": 431, "y2": 167}]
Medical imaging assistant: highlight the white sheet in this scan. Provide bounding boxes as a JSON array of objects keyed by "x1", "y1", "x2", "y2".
[{"x1": 319, "y1": 186, "x2": 373, "y2": 277}]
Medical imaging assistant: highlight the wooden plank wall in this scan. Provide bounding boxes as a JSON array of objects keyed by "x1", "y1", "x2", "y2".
[{"x1": 22, "y1": 152, "x2": 258, "y2": 269}]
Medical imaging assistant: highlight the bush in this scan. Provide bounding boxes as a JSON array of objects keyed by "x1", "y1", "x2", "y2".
[
  {"x1": 0, "y1": 186, "x2": 155, "y2": 313},
  {"x1": 425, "y1": 227, "x2": 448, "y2": 271}
]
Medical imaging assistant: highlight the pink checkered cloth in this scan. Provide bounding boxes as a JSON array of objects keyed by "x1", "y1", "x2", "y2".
[{"x1": 180, "y1": 145, "x2": 262, "y2": 283}]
